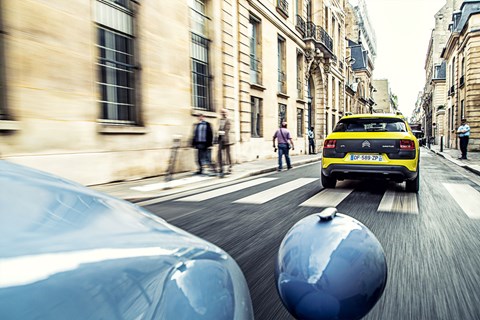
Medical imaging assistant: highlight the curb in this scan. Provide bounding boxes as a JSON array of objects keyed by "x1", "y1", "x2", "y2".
[{"x1": 428, "y1": 148, "x2": 480, "y2": 176}]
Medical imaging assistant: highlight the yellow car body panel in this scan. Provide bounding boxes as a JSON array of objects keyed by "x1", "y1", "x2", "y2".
[{"x1": 321, "y1": 132, "x2": 419, "y2": 172}]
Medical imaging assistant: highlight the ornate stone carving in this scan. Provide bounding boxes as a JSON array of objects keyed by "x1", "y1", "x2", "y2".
[{"x1": 304, "y1": 48, "x2": 332, "y2": 80}]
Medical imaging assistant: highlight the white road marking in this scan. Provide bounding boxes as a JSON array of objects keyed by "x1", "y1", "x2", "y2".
[
  {"x1": 377, "y1": 189, "x2": 419, "y2": 214},
  {"x1": 234, "y1": 178, "x2": 318, "y2": 204},
  {"x1": 300, "y1": 188, "x2": 354, "y2": 208},
  {"x1": 131, "y1": 176, "x2": 208, "y2": 192},
  {"x1": 443, "y1": 183, "x2": 480, "y2": 219},
  {"x1": 175, "y1": 178, "x2": 277, "y2": 202}
]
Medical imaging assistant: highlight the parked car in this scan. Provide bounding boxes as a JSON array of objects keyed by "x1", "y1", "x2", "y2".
[
  {"x1": 321, "y1": 113, "x2": 420, "y2": 192},
  {"x1": 411, "y1": 130, "x2": 425, "y2": 146},
  {"x1": 0, "y1": 160, "x2": 253, "y2": 320}
]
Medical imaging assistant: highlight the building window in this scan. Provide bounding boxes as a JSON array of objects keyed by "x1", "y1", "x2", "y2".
[
  {"x1": 306, "y1": 0, "x2": 312, "y2": 22},
  {"x1": 190, "y1": 0, "x2": 212, "y2": 111},
  {"x1": 278, "y1": 36, "x2": 287, "y2": 93},
  {"x1": 249, "y1": 16, "x2": 262, "y2": 85},
  {"x1": 461, "y1": 100, "x2": 465, "y2": 120},
  {"x1": 0, "y1": 38, "x2": 6, "y2": 120},
  {"x1": 325, "y1": 111, "x2": 329, "y2": 135},
  {"x1": 251, "y1": 96, "x2": 263, "y2": 137},
  {"x1": 191, "y1": 34, "x2": 211, "y2": 111},
  {"x1": 451, "y1": 57, "x2": 455, "y2": 89},
  {"x1": 324, "y1": 6, "x2": 328, "y2": 32},
  {"x1": 337, "y1": 24, "x2": 341, "y2": 58},
  {"x1": 332, "y1": 78, "x2": 336, "y2": 110},
  {"x1": 95, "y1": 0, "x2": 137, "y2": 124},
  {"x1": 296, "y1": 52, "x2": 304, "y2": 99},
  {"x1": 297, "y1": 108, "x2": 304, "y2": 137},
  {"x1": 450, "y1": 106, "x2": 454, "y2": 132},
  {"x1": 332, "y1": 16, "x2": 336, "y2": 52},
  {"x1": 279, "y1": 103, "x2": 287, "y2": 127}
]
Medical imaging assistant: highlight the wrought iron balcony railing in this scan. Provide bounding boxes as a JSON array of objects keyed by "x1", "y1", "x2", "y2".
[
  {"x1": 277, "y1": 0, "x2": 288, "y2": 18},
  {"x1": 296, "y1": 16, "x2": 333, "y2": 55},
  {"x1": 295, "y1": 15, "x2": 306, "y2": 37}
]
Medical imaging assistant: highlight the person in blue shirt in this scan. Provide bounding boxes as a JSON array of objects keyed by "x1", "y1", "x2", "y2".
[{"x1": 457, "y1": 118, "x2": 470, "y2": 160}]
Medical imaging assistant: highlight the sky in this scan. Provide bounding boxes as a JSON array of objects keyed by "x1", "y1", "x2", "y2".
[{"x1": 363, "y1": 0, "x2": 447, "y2": 116}]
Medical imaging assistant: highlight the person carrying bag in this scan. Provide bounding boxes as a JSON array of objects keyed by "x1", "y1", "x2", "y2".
[{"x1": 273, "y1": 121, "x2": 294, "y2": 171}]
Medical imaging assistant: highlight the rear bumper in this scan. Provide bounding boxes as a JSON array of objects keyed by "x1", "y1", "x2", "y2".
[{"x1": 322, "y1": 163, "x2": 418, "y2": 182}]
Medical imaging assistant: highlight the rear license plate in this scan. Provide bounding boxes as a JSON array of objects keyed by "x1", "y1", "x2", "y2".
[{"x1": 350, "y1": 154, "x2": 383, "y2": 161}]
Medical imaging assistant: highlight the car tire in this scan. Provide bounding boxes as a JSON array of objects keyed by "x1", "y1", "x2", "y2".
[
  {"x1": 405, "y1": 170, "x2": 419, "y2": 193},
  {"x1": 321, "y1": 172, "x2": 336, "y2": 189}
]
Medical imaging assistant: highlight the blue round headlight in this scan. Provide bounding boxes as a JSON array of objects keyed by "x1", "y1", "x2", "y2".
[{"x1": 275, "y1": 208, "x2": 387, "y2": 320}]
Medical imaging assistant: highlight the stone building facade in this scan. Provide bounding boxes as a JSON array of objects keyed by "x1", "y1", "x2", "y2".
[
  {"x1": 441, "y1": 1, "x2": 480, "y2": 151},
  {"x1": 372, "y1": 79, "x2": 397, "y2": 113},
  {"x1": 419, "y1": 0, "x2": 460, "y2": 146},
  {"x1": 418, "y1": 0, "x2": 480, "y2": 151},
  {"x1": 0, "y1": 0, "x2": 373, "y2": 185},
  {"x1": 344, "y1": 0, "x2": 376, "y2": 115}
]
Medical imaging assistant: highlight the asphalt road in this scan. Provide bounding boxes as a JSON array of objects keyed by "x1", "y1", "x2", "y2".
[{"x1": 143, "y1": 149, "x2": 480, "y2": 320}]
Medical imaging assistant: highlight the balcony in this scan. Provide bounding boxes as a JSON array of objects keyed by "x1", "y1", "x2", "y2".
[
  {"x1": 276, "y1": 0, "x2": 288, "y2": 18},
  {"x1": 296, "y1": 16, "x2": 334, "y2": 58}
]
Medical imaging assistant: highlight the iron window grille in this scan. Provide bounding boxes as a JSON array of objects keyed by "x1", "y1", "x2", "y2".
[
  {"x1": 97, "y1": 27, "x2": 136, "y2": 124},
  {"x1": 191, "y1": 33, "x2": 212, "y2": 111}
]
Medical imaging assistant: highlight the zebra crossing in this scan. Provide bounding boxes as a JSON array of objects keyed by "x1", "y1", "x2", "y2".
[{"x1": 169, "y1": 177, "x2": 480, "y2": 219}]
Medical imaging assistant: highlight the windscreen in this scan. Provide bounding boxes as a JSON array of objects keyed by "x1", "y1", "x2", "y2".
[{"x1": 333, "y1": 118, "x2": 407, "y2": 133}]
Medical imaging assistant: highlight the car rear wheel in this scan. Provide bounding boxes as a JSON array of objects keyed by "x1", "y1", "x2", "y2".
[
  {"x1": 321, "y1": 172, "x2": 336, "y2": 189},
  {"x1": 405, "y1": 170, "x2": 419, "y2": 193}
]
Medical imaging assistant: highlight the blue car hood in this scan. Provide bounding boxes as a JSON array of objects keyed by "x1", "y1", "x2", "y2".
[{"x1": 0, "y1": 161, "x2": 253, "y2": 320}]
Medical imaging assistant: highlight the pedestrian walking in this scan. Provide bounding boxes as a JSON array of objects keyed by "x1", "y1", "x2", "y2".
[
  {"x1": 217, "y1": 108, "x2": 234, "y2": 177},
  {"x1": 192, "y1": 113, "x2": 214, "y2": 174},
  {"x1": 457, "y1": 118, "x2": 470, "y2": 160},
  {"x1": 307, "y1": 126, "x2": 316, "y2": 154},
  {"x1": 273, "y1": 121, "x2": 294, "y2": 171}
]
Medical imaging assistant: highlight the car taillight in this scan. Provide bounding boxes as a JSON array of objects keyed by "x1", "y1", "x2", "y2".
[
  {"x1": 324, "y1": 139, "x2": 336, "y2": 149},
  {"x1": 400, "y1": 139, "x2": 415, "y2": 150}
]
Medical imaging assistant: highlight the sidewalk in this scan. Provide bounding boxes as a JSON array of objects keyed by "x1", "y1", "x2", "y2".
[
  {"x1": 90, "y1": 154, "x2": 323, "y2": 201},
  {"x1": 427, "y1": 144, "x2": 480, "y2": 176}
]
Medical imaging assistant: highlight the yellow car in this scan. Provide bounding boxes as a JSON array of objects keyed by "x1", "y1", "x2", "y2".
[{"x1": 321, "y1": 113, "x2": 420, "y2": 192}]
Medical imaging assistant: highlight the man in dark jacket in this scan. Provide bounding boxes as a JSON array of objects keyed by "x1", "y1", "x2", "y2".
[{"x1": 192, "y1": 113, "x2": 214, "y2": 174}]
